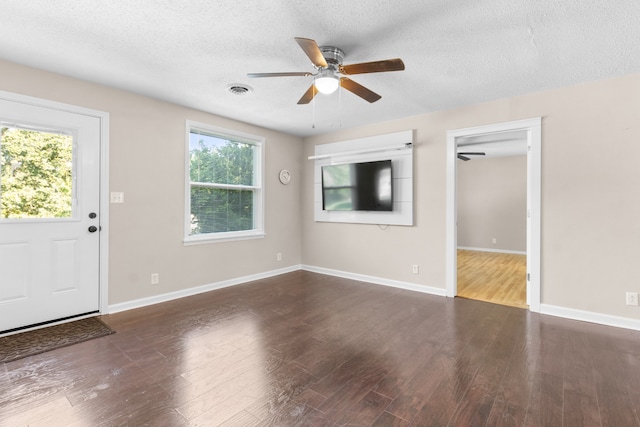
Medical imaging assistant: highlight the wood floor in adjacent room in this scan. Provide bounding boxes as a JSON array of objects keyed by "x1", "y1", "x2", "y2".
[
  {"x1": 457, "y1": 249, "x2": 528, "y2": 308},
  {"x1": 2, "y1": 271, "x2": 640, "y2": 426}
]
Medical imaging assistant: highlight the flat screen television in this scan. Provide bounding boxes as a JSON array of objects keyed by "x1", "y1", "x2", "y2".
[{"x1": 322, "y1": 160, "x2": 393, "y2": 211}]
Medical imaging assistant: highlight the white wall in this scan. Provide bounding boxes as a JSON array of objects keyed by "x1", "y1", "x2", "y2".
[
  {"x1": 302, "y1": 72, "x2": 640, "y2": 322},
  {"x1": 0, "y1": 59, "x2": 303, "y2": 305},
  {"x1": 457, "y1": 155, "x2": 527, "y2": 252},
  {"x1": 4, "y1": 57, "x2": 640, "y2": 325}
]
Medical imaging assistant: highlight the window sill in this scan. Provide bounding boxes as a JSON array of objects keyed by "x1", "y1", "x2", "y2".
[{"x1": 183, "y1": 230, "x2": 266, "y2": 246}]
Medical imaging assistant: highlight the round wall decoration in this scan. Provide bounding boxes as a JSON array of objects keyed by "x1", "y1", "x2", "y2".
[{"x1": 279, "y1": 169, "x2": 291, "y2": 185}]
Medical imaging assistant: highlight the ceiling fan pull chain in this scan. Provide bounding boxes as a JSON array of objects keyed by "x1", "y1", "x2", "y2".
[
  {"x1": 312, "y1": 81, "x2": 316, "y2": 129},
  {"x1": 338, "y1": 84, "x2": 342, "y2": 128}
]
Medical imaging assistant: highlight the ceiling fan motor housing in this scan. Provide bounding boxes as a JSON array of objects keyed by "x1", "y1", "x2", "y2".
[{"x1": 319, "y1": 46, "x2": 345, "y2": 69}]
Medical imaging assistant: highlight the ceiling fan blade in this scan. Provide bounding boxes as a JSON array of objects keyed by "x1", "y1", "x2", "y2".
[
  {"x1": 297, "y1": 85, "x2": 318, "y2": 104},
  {"x1": 340, "y1": 77, "x2": 381, "y2": 103},
  {"x1": 457, "y1": 155, "x2": 471, "y2": 161},
  {"x1": 247, "y1": 71, "x2": 312, "y2": 78},
  {"x1": 457, "y1": 152, "x2": 486, "y2": 156},
  {"x1": 294, "y1": 37, "x2": 328, "y2": 68},
  {"x1": 339, "y1": 58, "x2": 405, "y2": 75}
]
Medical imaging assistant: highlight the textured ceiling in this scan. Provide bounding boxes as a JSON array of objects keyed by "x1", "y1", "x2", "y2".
[{"x1": 1, "y1": 1, "x2": 640, "y2": 137}]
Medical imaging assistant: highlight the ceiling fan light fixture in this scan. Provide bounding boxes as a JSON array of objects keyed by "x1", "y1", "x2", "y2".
[{"x1": 314, "y1": 70, "x2": 339, "y2": 94}]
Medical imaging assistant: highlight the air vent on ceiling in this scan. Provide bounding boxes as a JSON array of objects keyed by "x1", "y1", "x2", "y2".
[{"x1": 227, "y1": 84, "x2": 253, "y2": 95}]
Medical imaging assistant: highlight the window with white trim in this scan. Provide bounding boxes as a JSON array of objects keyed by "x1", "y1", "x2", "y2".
[{"x1": 185, "y1": 121, "x2": 264, "y2": 243}]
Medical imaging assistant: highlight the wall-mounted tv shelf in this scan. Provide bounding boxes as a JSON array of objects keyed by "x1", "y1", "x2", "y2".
[
  {"x1": 308, "y1": 142, "x2": 412, "y2": 160},
  {"x1": 311, "y1": 130, "x2": 414, "y2": 226}
]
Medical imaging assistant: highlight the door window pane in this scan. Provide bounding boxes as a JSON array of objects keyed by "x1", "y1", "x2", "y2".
[{"x1": 1, "y1": 126, "x2": 74, "y2": 219}]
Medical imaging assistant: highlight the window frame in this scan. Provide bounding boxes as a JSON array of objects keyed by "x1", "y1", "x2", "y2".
[
  {"x1": 1, "y1": 122, "x2": 78, "y2": 222},
  {"x1": 184, "y1": 120, "x2": 265, "y2": 245}
]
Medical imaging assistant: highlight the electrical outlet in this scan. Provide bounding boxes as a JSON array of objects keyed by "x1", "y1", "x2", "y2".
[
  {"x1": 412, "y1": 264, "x2": 419, "y2": 274},
  {"x1": 277, "y1": 252, "x2": 282, "y2": 261},
  {"x1": 626, "y1": 292, "x2": 638, "y2": 306},
  {"x1": 492, "y1": 237, "x2": 497, "y2": 244},
  {"x1": 151, "y1": 273, "x2": 159, "y2": 285}
]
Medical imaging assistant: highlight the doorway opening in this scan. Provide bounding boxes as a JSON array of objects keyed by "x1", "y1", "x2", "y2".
[{"x1": 446, "y1": 118, "x2": 541, "y2": 312}]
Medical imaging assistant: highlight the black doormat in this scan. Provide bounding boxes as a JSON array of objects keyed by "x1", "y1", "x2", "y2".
[{"x1": 0, "y1": 317, "x2": 115, "y2": 364}]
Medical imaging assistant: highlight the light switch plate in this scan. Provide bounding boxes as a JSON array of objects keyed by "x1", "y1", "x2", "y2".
[{"x1": 110, "y1": 192, "x2": 124, "y2": 203}]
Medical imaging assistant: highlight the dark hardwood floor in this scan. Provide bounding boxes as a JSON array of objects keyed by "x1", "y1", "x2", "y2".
[{"x1": 2, "y1": 271, "x2": 640, "y2": 426}]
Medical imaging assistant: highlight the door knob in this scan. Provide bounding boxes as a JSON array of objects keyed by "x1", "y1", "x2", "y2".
[{"x1": 88, "y1": 225, "x2": 98, "y2": 233}]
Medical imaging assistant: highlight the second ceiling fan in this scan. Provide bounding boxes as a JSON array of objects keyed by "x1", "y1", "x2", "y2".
[
  {"x1": 247, "y1": 37, "x2": 405, "y2": 104},
  {"x1": 457, "y1": 152, "x2": 486, "y2": 161}
]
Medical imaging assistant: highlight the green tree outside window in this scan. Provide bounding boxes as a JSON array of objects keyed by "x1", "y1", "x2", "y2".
[
  {"x1": 188, "y1": 130, "x2": 258, "y2": 236},
  {"x1": 1, "y1": 126, "x2": 73, "y2": 218}
]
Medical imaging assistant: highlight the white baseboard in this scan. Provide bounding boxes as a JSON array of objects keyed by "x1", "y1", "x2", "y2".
[
  {"x1": 107, "y1": 263, "x2": 640, "y2": 333},
  {"x1": 108, "y1": 264, "x2": 445, "y2": 316},
  {"x1": 301, "y1": 264, "x2": 447, "y2": 297},
  {"x1": 457, "y1": 246, "x2": 526, "y2": 255},
  {"x1": 107, "y1": 265, "x2": 302, "y2": 314},
  {"x1": 540, "y1": 304, "x2": 640, "y2": 331}
]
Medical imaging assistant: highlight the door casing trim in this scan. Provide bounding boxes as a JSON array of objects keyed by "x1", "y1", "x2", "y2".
[
  {"x1": 0, "y1": 90, "x2": 110, "y2": 315},
  {"x1": 446, "y1": 117, "x2": 541, "y2": 312}
]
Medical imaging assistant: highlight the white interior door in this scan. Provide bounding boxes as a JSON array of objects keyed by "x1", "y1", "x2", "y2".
[{"x1": 0, "y1": 98, "x2": 101, "y2": 332}]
